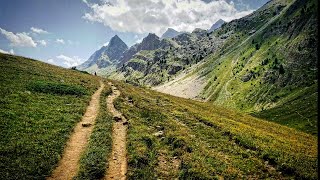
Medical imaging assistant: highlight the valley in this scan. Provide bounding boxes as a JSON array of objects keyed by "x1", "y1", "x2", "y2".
[{"x1": 78, "y1": 0, "x2": 318, "y2": 135}]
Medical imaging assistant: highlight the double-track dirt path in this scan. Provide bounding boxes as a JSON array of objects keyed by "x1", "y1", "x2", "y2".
[
  {"x1": 48, "y1": 81, "x2": 104, "y2": 180},
  {"x1": 105, "y1": 82, "x2": 128, "y2": 180}
]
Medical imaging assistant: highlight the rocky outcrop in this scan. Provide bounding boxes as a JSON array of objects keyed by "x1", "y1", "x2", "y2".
[
  {"x1": 126, "y1": 60, "x2": 147, "y2": 72},
  {"x1": 168, "y1": 64, "x2": 183, "y2": 75}
]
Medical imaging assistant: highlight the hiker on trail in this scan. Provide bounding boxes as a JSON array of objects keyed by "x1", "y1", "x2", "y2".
[{"x1": 94, "y1": 72, "x2": 97, "y2": 76}]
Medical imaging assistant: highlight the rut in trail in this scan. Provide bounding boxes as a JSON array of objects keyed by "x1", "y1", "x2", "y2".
[
  {"x1": 47, "y1": 81, "x2": 104, "y2": 180},
  {"x1": 105, "y1": 82, "x2": 128, "y2": 180}
]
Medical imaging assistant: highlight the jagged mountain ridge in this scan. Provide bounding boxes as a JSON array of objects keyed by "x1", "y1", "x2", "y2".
[
  {"x1": 113, "y1": 28, "x2": 225, "y2": 85},
  {"x1": 81, "y1": 21, "x2": 226, "y2": 74}
]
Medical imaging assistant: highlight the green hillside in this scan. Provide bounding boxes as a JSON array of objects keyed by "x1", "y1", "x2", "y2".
[
  {"x1": 0, "y1": 53, "x2": 102, "y2": 179},
  {"x1": 0, "y1": 53, "x2": 317, "y2": 179},
  {"x1": 197, "y1": 0, "x2": 318, "y2": 134}
]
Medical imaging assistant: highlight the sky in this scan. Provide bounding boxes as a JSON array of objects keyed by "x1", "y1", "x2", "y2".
[{"x1": 0, "y1": 0, "x2": 269, "y2": 68}]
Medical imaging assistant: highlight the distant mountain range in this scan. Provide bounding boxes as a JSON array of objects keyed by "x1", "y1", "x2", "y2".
[{"x1": 78, "y1": 19, "x2": 225, "y2": 73}]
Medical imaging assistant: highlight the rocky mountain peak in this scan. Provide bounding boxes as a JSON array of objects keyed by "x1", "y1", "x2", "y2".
[
  {"x1": 161, "y1": 28, "x2": 182, "y2": 39},
  {"x1": 192, "y1": 28, "x2": 206, "y2": 33},
  {"x1": 140, "y1": 33, "x2": 161, "y2": 50},
  {"x1": 108, "y1": 35, "x2": 127, "y2": 49},
  {"x1": 105, "y1": 35, "x2": 128, "y2": 61},
  {"x1": 208, "y1": 19, "x2": 226, "y2": 32},
  {"x1": 77, "y1": 35, "x2": 128, "y2": 70},
  {"x1": 144, "y1": 33, "x2": 159, "y2": 41}
]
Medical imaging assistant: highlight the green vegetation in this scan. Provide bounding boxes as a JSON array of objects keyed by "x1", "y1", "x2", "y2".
[
  {"x1": 76, "y1": 81, "x2": 113, "y2": 180},
  {"x1": 27, "y1": 80, "x2": 88, "y2": 96},
  {"x1": 111, "y1": 80, "x2": 317, "y2": 179},
  {"x1": 197, "y1": 0, "x2": 318, "y2": 135},
  {"x1": 0, "y1": 53, "x2": 100, "y2": 179},
  {"x1": 253, "y1": 84, "x2": 318, "y2": 135},
  {"x1": 128, "y1": 58, "x2": 147, "y2": 64}
]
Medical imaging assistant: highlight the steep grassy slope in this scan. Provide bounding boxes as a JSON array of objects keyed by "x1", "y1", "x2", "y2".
[
  {"x1": 196, "y1": 0, "x2": 318, "y2": 134},
  {"x1": 252, "y1": 84, "x2": 318, "y2": 135},
  {"x1": 111, "y1": 80, "x2": 317, "y2": 179},
  {"x1": 0, "y1": 53, "x2": 101, "y2": 179}
]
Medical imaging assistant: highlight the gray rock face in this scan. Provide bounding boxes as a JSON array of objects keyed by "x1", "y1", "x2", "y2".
[
  {"x1": 107, "y1": 35, "x2": 129, "y2": 61},
  {"x1": 168, "y1": 64, "x2": 183, "y2": 75},
  {"x1": 161, "y1": 28, "x2": 183, "y2": 39},
  {"x1": 77, "y1": 46, "x2": 108, "y2": 69},
  {"x1": 119, "y1": 33, "x2": 161, "y2": 65},
  {"x1": 77, "y1": 35, "x2": 128, "y2": 70},
  {"x1": 173, "y1": 33, "x2": 193, "y2": 46},
  {"x1": 96, "y1": 59, "x2": 110, "y2": 69},
  {"x1": 241, "y1": 72, "x2": 254, "y2": 82},
  {"x1": 208, "y1": 19, "x2": 226, "y2": 32},
  {"x1": 140, "y1": 33, "x2": 161, "y2": 50},
  {"x1": 127, "y1": 61, "x2": 146, "y2": 72}
]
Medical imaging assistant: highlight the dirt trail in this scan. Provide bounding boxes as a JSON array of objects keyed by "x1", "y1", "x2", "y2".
[
  {"x1": 47, "y1": 81, "x2": 104, "y2": 180},
  {"x1": 105, "y1": 82, "x2": 128, "y2": 180}
]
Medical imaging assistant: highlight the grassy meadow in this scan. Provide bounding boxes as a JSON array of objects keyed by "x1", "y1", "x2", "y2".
[
  {"x1": 112, "y1": 80, "x2": 317, "y2": 179},
  {"x1": 0, "y1": 53, "x2": 101, "y2": 179}
]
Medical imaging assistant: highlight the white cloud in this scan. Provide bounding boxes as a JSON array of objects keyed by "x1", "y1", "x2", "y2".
[
  {"x1": 30, "y1": 27, "x2": 48, "y2": 34},
  {"x1": 135, "y1": 38, "x2": 143, "y2": 43},
  {"x1": 37, "y1": 40, "x2": 47, "y2": 46},
  {"x1": 56, "y1": 54, "x2": 83, "y2": 67},
  {"x1": 55, "y1": 39, "x2": 65, "y2": 44},
  {"x1": 82, "y1": 0, "x2": 89, "y2": 5},
  {"x1": 0, "y1": 48, "x2": 14, "y2": 55},
  {"x1": 0, "y1": 28, "x2": 37, "y2": 47},
  {"x1": 83, "y1": 0, "x2": 253, "y2": 35},
  {"x1": 47, "y1": 58, "x2": 55, "y2": 64},
  {"x1": 103, "y1": 41, "x2": 109, "y2": 46}
]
